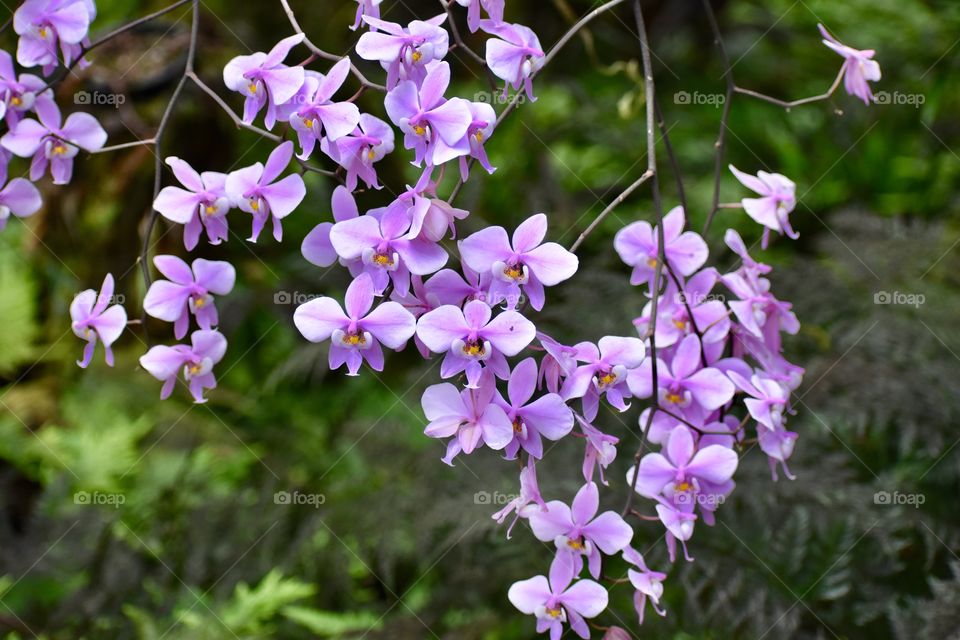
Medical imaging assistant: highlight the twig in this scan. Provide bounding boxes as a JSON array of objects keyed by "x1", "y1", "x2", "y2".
[
  {"x1": 448, "y1": 0, "x2": 629, "y2": 203},
  {"x1": 186, "y1": 71, "x2": 282, "y2": 142},
  {"x1": 701, "y1": 0, "x2": 734, "y2": 236},
  {"x1": 278, "y1": 0, "x2": 386, "y2": 92},
  {"x1": 90, "y1": 138, "x2": 156, "y2": 154},
  {"x1": 140, "y1": 0, "x2": 200, "y2": 296},
  {"x1": 569, "y1": 169, "x2": 652, "y2": 252},
  {"x1": 734, "y1": 66, "x2": 845, "y2": 109},
  {"x1": 439, "y1": 0, "x2": 487, "y2": 67},
  {"x1": 623, "y1": 0, "x2": 665, "y2": 518}
]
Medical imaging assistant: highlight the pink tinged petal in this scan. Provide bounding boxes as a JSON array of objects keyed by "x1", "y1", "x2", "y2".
[
  {"x1": 0, "y1": 178, "x2": 41, "y2": 216},
  {"x1": 225, "y1": 164, "x2": 264, "y2": 205},
  {"x1": 60, "y1": 113, "x2": 107, "y2": 150},
  {"x1": 666, "y1": 425, "x2": 696, "y2": 467},
  {"x1": 261, "y1": 174, "x2": 305, "y2": 219},
  {"x1": 741, "y1": 196, "x2": 782, "y2": 231},
  {"x1": 508, "y1": 576, "x2": 551, "y2": 614},
  {"x1": 507, "y1": 357, "x2": 538, "y2": 406},
  {"x1": 191, "y1": 330, "x2": 228, "y2": 363},
  {"x1": 384, "y1": 80, "x2": 420, "y2": 125},
  {"x1": 582, "y1": 512, "x2": 633, "y2": 554},
  {"x1": 459, "y1": 225, "x2": 511, "y2": 273},
  {"x1": 524, "y1": 242, "x2": 578, "y2": 286},
  {"x1": 344, "y1": 273, "x2": 376, "y2": 319},
  {"x1": 356, "y1": 31, "x2": 405, "y2": 62},
  {"x1": 393, "y1": 237, "x2": 448, "y2": 275},
  {"x1": 511, "y1": 213, "x2": 547, "y2": 253},
  {"x1": 47, "y1": 2, "x2": 91, "y2": 43},
  {"x1": 293, "y1": 297, "x2": 348, "y2": 342},
  {"x1": 571, "y1": 482, "x2": 600, "y2": 525},
  {"x1": 483, "y1": 311, "x2": 535, "y2": 356},
  {"x1": 144, "y1": 280, "x2": 190, "y2": 322},
  {"x1": 416, "y1": 305, "x2": 469, "y2": 352},
  {"x1": 92, "y1": 305, "x2": 127, "y2": 347},
  {"x1": 549, "y1": 552, "x2": 576, "y2": 594},
  {"x1": 222, "y1": 52, "x2": 266, "y2": 92},
  {"x1": 262, "y1": 141, "x2": 295, "y2": 184},
  {"x1": 598, "y1": 335, "x2": 646, "y2": 368},
  {"x1": 667, "y1": 231, "x2": 709, "y2": 276},
  {"x1": 480, "y1": 402, "x2": 513, "y2": 450},
  {"x1": 628, "y1": 454, "x2": 676, "y2": 498},
  {"x1": 2, "y1": 118, "x2": 47, "y2": 156},
  {"x1": 166, "y1": 156, "x2": 205, "y2": 191},
  {"x1": 729, "y1": 164, "x2": 769, "y2": 195},
  {"x1": 427, "y1": 98, "x2": 472, "y2": 145},
  {"x1": 155, "y1": 186, "x2": 201, "y2": 224},
  {"x1": 661, "y1": 206, "x2": 686, "y2": 243},
  {"x1": 671, "y1": 334, "x2": 702, "y2": 379},
  {"x1": 139, "y1": 345, "x2": 188, "y2": 382},
  {"x1": 529, "y1": 500, "x2": 574, "y2": 541},
  {"x1": 318, "y1": 102, "x2": 361, "y2": 141},
  {"x1": 560, "y1": 580, "x2": 608, "y2": 618},
  {"x1": 329, "y1": 215, "x2": 381, "y2": 260},
  {"x1": 153, "y1": 255, "x2": 193, "y2": 284},
  {"x1": 362, "y1": 301, "x2": 416, "y2": 349},
  {"x1": 302, "y1": 222, "x2": 337, "y2": 267},
  {"x1": 685, "y1": 368, "x2": 735, "y2": 410},
  {"x1": 521, "y1": 394, "x2": 573, "y2": 440},
  {"x1": 613, "y1": 220, "x2": 654, "y2": 266},
  {"x1": 192, "y1": 259, "x2": 235, "y2": 295},
  {"x1": 462, "y1": 298, "x2": 492, "y2": 328},
  {"x1": 485, "y1": 38, "x2": 524, "y2": 84},
  {"x1": 93, "y1": 274, "x2": 116, "y2": 316},
  {"x1": 262, "y1": 65, "x2": 305, "y2": 106},
  {"x1": 50, "y1": 156, "x2": 74, "y2": 185},
  {"x1": 686, "y1": 444, "x2": 739, "y2": 484},
  {"x1": 263, "y1": 33, "x2": 305, "y2": 67}
]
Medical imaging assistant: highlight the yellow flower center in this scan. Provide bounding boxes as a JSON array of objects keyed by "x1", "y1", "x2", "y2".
[
  {"x1": 412, "y1": 50, "x2": 423, "y2": 63},
  {"x1": 545, "y1": 607, "x2": 563, "y2": 618},
  {"x1": 462, "y1": 342, "x2": 485, "y2": 357},
  {"x1": 188, "y1": 364, "x2": 202, "y2": 375},
  {"x1": 413, "y1": 124, "x2": 427, "y2": 136},
  {"x1": 248, "y1": 82, "x2": 257, "y2": 94},
  {"x1": 502, "y1": 264, "x2": 524, "y2": 281},
  {"x1": 204, "y1": 205, "x2": 216, "y2": 216},
  {"x1": 676, "y1": 481, "x2": 692, "y2": 492},
  {"x1": 665, "y1": 392, "x2": 683, "y2": 404},
  {"x1": 303, "y1": 118, "x2": 314, "y2": 129},
  {"x1": 344, "y1": 333, "x2": 366, "y2": 346},
  {"x1": 194, "y1": 297, "x2": 206, "y2": 308},
  {"x1": 512, "y1": 418, "x2": 524, "y2": 434},
  {"x1": 10, "y1": 96, "x2": 22, "y2": 107},
  {"x1": 250, "y1": 199, "x2": 260, "y2": 212},
  {"x1": 38, "y1": 26, "x2": 48, "y2": 38},
  {"x1": 597, "y1": 372, "x2": 617, "y2": 387},
  {"x1": 372, "y1": 253, "x2": 394, "y2": 267},
  {"x1": 673, "y1": 318, "x2": 688, "y2": 330},
  {"x1": 647, "y1": 257, "x2": 658, "y2": 268},
  {"x1": 474, "y1": 130, "x2": 484, "y2": 143},
  {"x1": 567, "y1": 538, "x2": 584, "y2": 551},
  {"x1": 52, "y1": 144, "x2": 68, "y2": 155},
  {"x1": 367, "y1": 148, "x2": 376, "y2": 160}
]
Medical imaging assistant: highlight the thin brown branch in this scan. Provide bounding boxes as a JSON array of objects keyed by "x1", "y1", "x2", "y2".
[
  {"x1": 734, "y1": 66, "x2": 845, "y2": 109},
  {"x1": 701, "y1": 0, "x2": 734, "y2": 236},
  {"x1": 569, "y1": 169, "x2": 653, "y2": 252}
]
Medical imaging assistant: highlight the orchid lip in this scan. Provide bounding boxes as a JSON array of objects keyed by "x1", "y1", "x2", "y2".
[
  {"x1": 493, "y1": 260, "x2": 529, "y2": 284},
  {"x1": 332, "y1": 329, "x2": 373, "y2": 350},
  {"x1": 534, "y1": 604, "x2": 567, "y2": 623},
  {"x1": 452, "y1": 338, "x2": 491, "y2": 361},
  {"x1": 361, "y1": 247, "x2": 399, "y2": 271},
  {"x1": 184, "y1": 357, "x2": 214, "y2": 380}
]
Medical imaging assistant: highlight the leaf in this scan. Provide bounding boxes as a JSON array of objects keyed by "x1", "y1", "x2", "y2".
[{"x1": 282, "y1": 606, "x2": 382, "y2": 636}]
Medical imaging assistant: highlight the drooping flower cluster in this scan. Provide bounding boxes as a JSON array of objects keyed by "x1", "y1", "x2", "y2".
[{"x1": 51, "y1": 1, "x2": 885, "y2": 636}]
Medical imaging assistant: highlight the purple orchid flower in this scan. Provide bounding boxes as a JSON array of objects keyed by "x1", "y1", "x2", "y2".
[
  {"x1": 634, "y1": 269, "x2": 730, "y2": 352},
  {"x1": 421, "y1": 369, "x2": 514, "y2": 465},
  {"x1": 351, "y1": 0, "x2": 382, "y2": 30},
  {"x1": 729, "y1": 165, "x2": 798, "y2": 248},
  {"x1": 139, "y1": 329, "x2": 227, "y2": 403},
  {"x1": 0, "y1": 50, "x2": 54, "y2": 127},
  {"x1": 495, "y1": 357, "x2": 574, "y2": 459},
  {"x1": 728, "y1": 369, "x2": 790, "y2": 432},
  {"x1": 614, "y1": 206, "x2": 708, "y2": 287},
  {"x1": 1, "y1": 100, "x2": 106, "y2": 184},
  {"x1": 758, "y1": 423, "x2": 798, "y2": 481},
  {"x1": 416, "y1": 299, "x2": 536, "y2": 387},
  {"x1": 819, "y1": 23, "x2": 881, "y2": 105},
  {"x1": 144, "y1": 256, "x2": 236, "y2": 340},
  {"x1": 0, "y1": 163, "x2": 43, "y2": 231},
  {"x1": 225, "y1": 141, "x2": 306, "y2": 243},
  {"x1": 508, "y1": 553, "x2": 608, "y2": 640},
  {"x1": 492, "y1": 459, "x2": 548, "y2": 538},
  {"x1": 628, "y1": 425, "x2": 738, "y2": 502},
  {"x1": 222, "y1": 34, "x2": 305, "y2": 129},
  {"x1": 356, "y1": 15, "x2": 449, "y2": 89},
  {"x1": 721, "y1": 230, "x2": 800, "y2": 347},
  {"x1": 530, "y1": 481, "x2": 634, "y2": 579},
  {"x1": 560, "y1": 336, "x2": 646, "y2": 421},
  {"x1": 459, "y1": 100, "x2": 497, "y2": 180},
  {"x1": 278, "y1": 59, "x2": 360, "y2": 159},
  {"x1": 460, "y1": 213, "x2": 578, "y2": 311},
  {"x1": 329, "y1": 200, "x2": 448, "y2": 297},
  {"x1": 14, "y1": 0, "x2": 93, "y2": 74},
  {"x1": 481, "y1": 20, "x2": 545, "y2": 101},
  {"x1": 537, "y1": 332, "x2": 579, "y2": 395},
  {"x1": 454, "y1": 0, "x2": 505, "y2": 33},
  {"x1": 302, "y1": 185, "x2": 359, "y2": 268},
  {"x1": 578, "y1": 415, "x2": 619, "y2": 485},
  {"x1": 320, "y1": 113, "x2": 395, "y2": 192},
  {"x1": 383, "y1": 61, "x2": 472, "y2": 166},
  {"x1": 424, "y1": 262, "x2": 492, "y2": 307},
  {"x1": 70, "y1": 273, "x2": 127, "y2": 368},
  {"x1": 153, "y1": 157, "x2": 231, "y2": 251},
  {"x1": 293, "y1": 273, "x2": 417, "y2": 376},
  {"x1": 622, "y1": 546, "x2": 667, "y2": 624},
  {"x1": 629, "y1": 334, "x2": 735, "y2": 414}
]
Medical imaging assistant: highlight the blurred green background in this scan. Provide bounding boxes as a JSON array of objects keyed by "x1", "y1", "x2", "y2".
[{"x1": 1, "y1": 0, "x2": 959, "y2": 638}]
